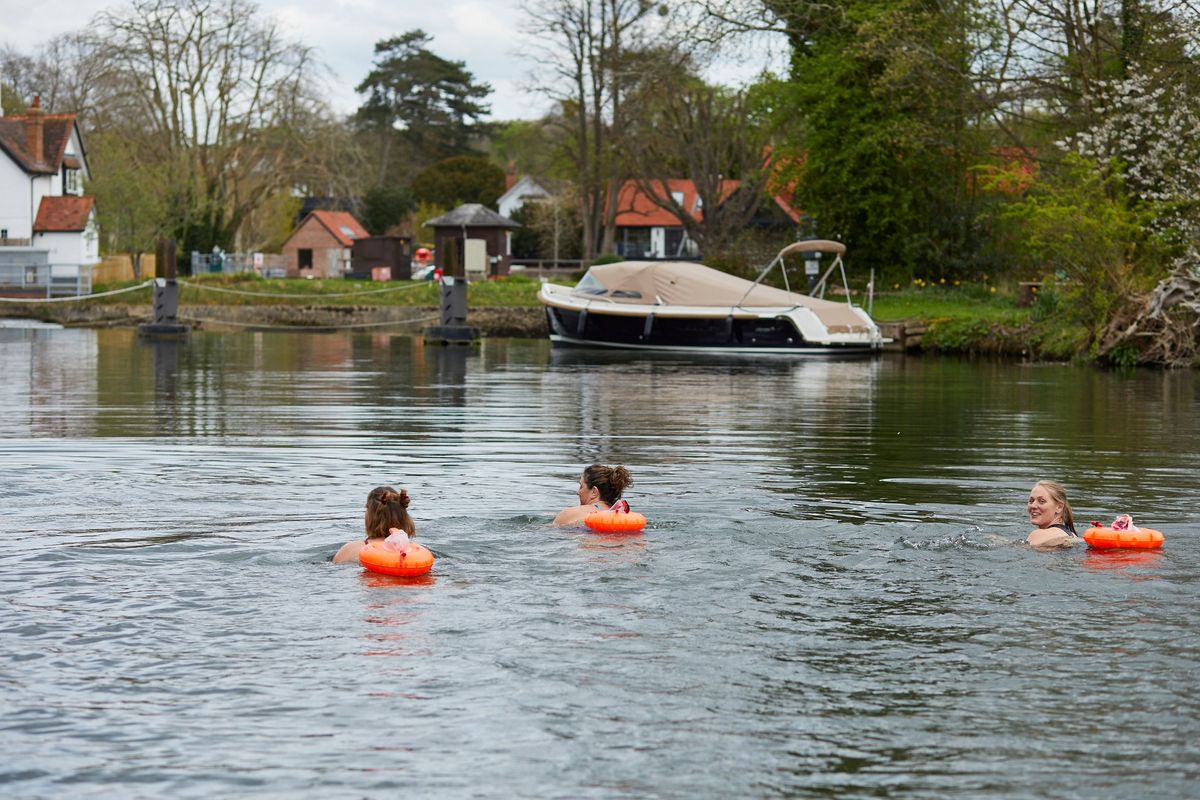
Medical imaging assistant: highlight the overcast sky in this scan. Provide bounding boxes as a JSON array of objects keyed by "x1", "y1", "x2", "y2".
[
  {"x1": 4, "y1": 0, "x2": 781, "y2": 120},
  {"x1": 2, "y1": 0, "x2": 553, "y2": 120}
]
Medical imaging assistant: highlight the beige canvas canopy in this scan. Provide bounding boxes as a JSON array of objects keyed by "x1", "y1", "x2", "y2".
[{"x1": 572, "y1": 260, "x2": 870, "y2": 333}]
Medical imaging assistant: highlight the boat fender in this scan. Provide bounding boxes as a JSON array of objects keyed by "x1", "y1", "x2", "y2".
[
  {"x1": 643, "y1": 313, "x2": 654, "y2": 338},
  {"x1": 585, "y1": 509, "x2": 647, "y2": 533},
  {"x1": 1083, "y1": 527, "x2": 1164, "y2": 550},
  {"x1": 577, "y1": 308, "x2": 588, "y2": 336},
  {"x1": 725, "y1": 313, "x2": 734, "y2": 341},
  {"x1": 359, "y1": 542, "x2": 436, "y2": 576}
]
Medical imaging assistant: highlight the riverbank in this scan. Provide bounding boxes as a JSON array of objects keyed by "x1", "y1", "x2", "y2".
[{"x1": 0, "y1": 274, "x2": 1089, "y2": 360}]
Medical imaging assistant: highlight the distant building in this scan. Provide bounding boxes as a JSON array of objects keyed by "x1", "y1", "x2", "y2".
[
  {"x1": 0, "y1": 95, "x2": 98, "y2": 294},
  {"x1": 613, "y1": 179, "x2": 803, "y2": 259},
  {"x1": 497, "y1": 176, "x2": 551, "y2": 218},
  {"x1": 280, "y1": 210, "x2": 368, "y2": 278},
  {"x1": 425, "y1": 204, "x2": 520, "y2": 280}
]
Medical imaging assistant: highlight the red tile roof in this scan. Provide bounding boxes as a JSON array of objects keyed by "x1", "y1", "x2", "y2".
[
  {"x1": 33, "y1": 196, "x2": 95, "y2": 232},
  {"x1": 308, "y1": 210, "x2": 369, "y2": 246},
  {"x1": 614, "y1": 178, "x2": 803, "y2": 227},
  {"x1": 0, "y1": 113, "x2": 80, "y2": 175}
]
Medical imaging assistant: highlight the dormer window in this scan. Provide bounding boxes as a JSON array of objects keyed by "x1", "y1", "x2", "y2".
[{"x1": 63, "y1": 167, "x2": 82, "y2": 195}]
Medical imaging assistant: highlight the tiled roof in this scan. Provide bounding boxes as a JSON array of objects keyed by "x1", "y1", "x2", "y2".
[
  {"x1": 33, "y1": 196, "x2": 95, "y2": 232},
  {"x1": 615, "y1": 178, "x2": 804, "y2": 227},
  {"x1": 0, "y1": 114, "x2": 78, "y2": 175},
  {"x1": 307, "y1": 210, "x2": 369, "y2": 246}
]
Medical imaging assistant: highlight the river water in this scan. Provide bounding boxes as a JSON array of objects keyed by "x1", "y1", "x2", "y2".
[{"x1": 1, "y1": 328, "x2": 1197, "y2": 799}]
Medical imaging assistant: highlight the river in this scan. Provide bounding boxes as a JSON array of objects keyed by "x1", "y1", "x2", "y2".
[{"x1": 1, "y1": 327, "x2": 1197, "y2": 798}]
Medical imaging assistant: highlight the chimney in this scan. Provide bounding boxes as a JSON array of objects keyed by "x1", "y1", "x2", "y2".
[{"x1": 27, "y1": 94, "x2": 44, "y2": 165}]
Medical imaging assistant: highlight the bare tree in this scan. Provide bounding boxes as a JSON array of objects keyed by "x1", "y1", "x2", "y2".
[
  {"x1": 90, "y1": 0, "x2": 331, "y2": 254},
  {"x1": 523, "y1": 0, "x2": 668, "y2": 258},
  {"x1": 623, "y1": 82, "x2": 776, "y2": 258}
]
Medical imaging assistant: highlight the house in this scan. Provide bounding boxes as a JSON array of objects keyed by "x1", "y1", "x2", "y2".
[
  {"x1": 613, "y1": 179, "x2": 804, "y2": 259},
  {"x1": 0, "y1": 95, "x2": 98, "y2": 295},
  {"x1": 497, "y1": 175, "x2": 551, "y2": 218},
  {"x1": 280, "y1": 210, "x2": 369, "y2": 278}
]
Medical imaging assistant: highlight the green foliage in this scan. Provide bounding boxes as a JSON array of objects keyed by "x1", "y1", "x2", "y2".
[
  {"x1": 771, "y1": 0, "x2": 993, "y2": 280},
  {"x1": 410, "y1": 156, "x2": 505, "y2": 209},
  {"x1": 591, "y1": 253, "x2": 624, "y2": 265},
  {"x1": 488, "y1": 119, "x2": 573, "y2": 180},
  {"x1": 361, "y1": 185, "x2": 414, "y2": 235},
  {"x1": 0, "y1": 83, "x2": 26, "y2": 114},
  {"x1": 995, "y1": 154, "x2": 1149, "y2": 329}
]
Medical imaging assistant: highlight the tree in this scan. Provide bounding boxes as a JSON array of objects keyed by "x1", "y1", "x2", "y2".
[
  {"x1": 524, "y1": 0, "x2": 668, "y2": 258},
  {"x1": 766, "y1": 0, "x2": 993, "y2": 278},
  {"x1": 361, "y1": 185, "x2": 415, "y2": 235},
  {"x1": 85, "y1": 129, "x2": 167, "y2": 278},
  {"x1": 355, "y1": 30, "x2": 492, "y2": 182},
  {"x1": 410, "y1": 156, "x2": 505, "y2": 209},
  {"x1": 90, "y1": 0, "x2": 331, "y2": 258},
  {"x1": 622, "y1": 80, "x2": 775, "y2": 258}
]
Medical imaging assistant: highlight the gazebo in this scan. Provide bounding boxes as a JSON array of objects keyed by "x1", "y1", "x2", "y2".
[{"x1": 425, "y1": 204, "x2": 520, "y2": 280}]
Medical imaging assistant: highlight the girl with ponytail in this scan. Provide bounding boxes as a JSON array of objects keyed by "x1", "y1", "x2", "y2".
[{"x1": 333, "y1": 486, "x2": 418, "y2": 563}]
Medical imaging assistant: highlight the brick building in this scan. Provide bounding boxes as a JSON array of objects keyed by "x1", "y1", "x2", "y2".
[{"x1": 280, "y1": 210, "x2": 368, "y2": 278}]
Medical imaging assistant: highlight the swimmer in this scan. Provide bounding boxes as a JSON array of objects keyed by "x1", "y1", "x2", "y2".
[
  {"x1": 554, "y1": 464, "x2": 633, "y2": 526},
  {"x1": 333, "y1": 486, "x2": 417, "y2": 563},
  {"x1": 1026, "y1": 480, "x2": 1079, "y2": 548}
]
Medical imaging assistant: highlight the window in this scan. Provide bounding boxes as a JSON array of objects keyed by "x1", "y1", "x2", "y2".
[
  {"x1": 670, "y1": 191, "x2": 684, "y2": 206},
  {"x1": 0, "y1": 229, "x2": 7, "y2": 240},
  {"x1": 63, "y1": 168, "x2": 81, "y2": 195}
]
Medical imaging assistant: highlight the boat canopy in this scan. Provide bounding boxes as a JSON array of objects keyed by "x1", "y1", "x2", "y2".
[{"x1": 571, "y1": 260, "x2": 871, "y2": 333}]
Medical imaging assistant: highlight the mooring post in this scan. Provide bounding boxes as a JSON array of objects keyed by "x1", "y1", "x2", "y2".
[
  {"x1": 423, "y1": 236, "x2": 479, "y2": 345},
  {"x1": 138, "y1": 237, "x2": 189, "y2": 338}
]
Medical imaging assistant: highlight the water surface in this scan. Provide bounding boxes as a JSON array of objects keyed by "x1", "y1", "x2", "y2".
[{"x1": 1, "y1": 329, "x2": 1197, "y2": 798}]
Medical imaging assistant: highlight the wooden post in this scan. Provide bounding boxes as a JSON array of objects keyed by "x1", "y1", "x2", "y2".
[{"x1": 138, "y1": 237, "x2": 189, "y2": 337}]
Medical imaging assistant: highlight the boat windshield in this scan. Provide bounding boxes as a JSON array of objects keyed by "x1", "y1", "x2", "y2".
[{"x1": 574, "y1": 272, "x2": 608, "y2": 295}]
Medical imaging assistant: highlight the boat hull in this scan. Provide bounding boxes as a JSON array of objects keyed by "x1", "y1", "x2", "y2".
[{"x1": 543, "y1": 305, "x2": 879, "y2": 356}]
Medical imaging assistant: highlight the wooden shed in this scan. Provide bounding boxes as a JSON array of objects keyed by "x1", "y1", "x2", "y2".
[
  {"x1": 425, "y1": 204, "x2": 520, "y2": 280},
  {"x1": 280, "y1": 210, "x2": 368, "y2": 278},
  {"x1": 350, "y1": 235, "x2": 413, "y2": 281}
]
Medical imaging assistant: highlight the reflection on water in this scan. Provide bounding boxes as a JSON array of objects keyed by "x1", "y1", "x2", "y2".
[{"x1": 1, "y1": 329, "x2": 1197, "y2": 798}]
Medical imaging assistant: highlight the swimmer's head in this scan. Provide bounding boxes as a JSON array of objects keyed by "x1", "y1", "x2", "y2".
[
  {"x1": 365, "y1": 485, "x2": 415, "y2": 539},
  {"x1": 1028, "y1": 480, "x2": 1074, "y2": 533},
  {"x1": 580, "y1": 464, "x2": 633, "y2": 506}
]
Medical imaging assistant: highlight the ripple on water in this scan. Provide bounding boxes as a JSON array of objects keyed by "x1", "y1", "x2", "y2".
[{"x1": 1, "y1": 333, "x2": 1198, "y2": 798}]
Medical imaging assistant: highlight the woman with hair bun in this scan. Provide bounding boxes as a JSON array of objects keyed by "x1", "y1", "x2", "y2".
[
  {"x1": 554, "y1": 463, "x2": 634, "y2": 526},
  {"x1": 333, "y1": 485, "x2": 418, "y2": 563}
]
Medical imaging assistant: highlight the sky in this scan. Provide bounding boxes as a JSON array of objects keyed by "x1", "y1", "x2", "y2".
[
  {"x1": 2, "y1": 0, "x2": 781, "y2": 122},
  {"x1": 2, "y1": 0, "x2": 554, "y2": 120}
]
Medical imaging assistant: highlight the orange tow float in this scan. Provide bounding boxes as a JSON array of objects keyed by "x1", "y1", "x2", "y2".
[
  {"x1": 585, "y1": 509, "x2": 647, "y2": 533},
  {"x1": 359, "y1": 542, "x2": 435, "y2": 576},
  {"x1": 1083, "y1": 526, "x2": 1164, "y2": 550}
]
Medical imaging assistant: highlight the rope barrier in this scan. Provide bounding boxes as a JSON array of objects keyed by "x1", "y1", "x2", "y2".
[
  {"x1": 177, "y1": 280, "x2": 434, "y2": 299},
  {"x1": 0, "y1": 280, "x2": 154, "y2": 303},
  {"x1": 178, "y1": 313, "x2": 442, "y2": 331}
]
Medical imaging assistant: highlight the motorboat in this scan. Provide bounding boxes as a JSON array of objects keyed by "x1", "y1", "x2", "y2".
[{"x1": 537, "y1": 240, "x2": 886, "y2": 355}]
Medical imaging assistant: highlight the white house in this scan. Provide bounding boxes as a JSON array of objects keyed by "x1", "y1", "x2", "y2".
[
  {"x1": 497, "y1": 175, "x2": 551, "y2": 218},
  {"x1": 0, "y1": 95, "x2": 98, "y2": 294}
]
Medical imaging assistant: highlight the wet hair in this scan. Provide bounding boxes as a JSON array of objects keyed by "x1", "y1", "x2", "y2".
[
  {"x1": 365, "y1": 485, "x2": 416, "y2": 540},
  {"x1": 582, "y1": 464, "x2": 633, "y2": 506},
  {"x1": 1033, "y1": 480, "x2": 1075, "y2": 534}
]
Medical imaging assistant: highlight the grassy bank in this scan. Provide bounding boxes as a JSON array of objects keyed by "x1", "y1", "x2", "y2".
[{"x1": 87, "y1": 273, "x2": 1088, "y2": 359}]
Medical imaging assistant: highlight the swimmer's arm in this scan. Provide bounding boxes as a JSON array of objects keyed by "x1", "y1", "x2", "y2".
[
  {"x1": 332, "y1": 540, "x2": 361, "y2": 563},
  {"x1": 1027, "y1": 528, "x2": 1074, "y2": 548},
  {"x1": 553, "y1": 505, "x2": 589, "y2": 526}
]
